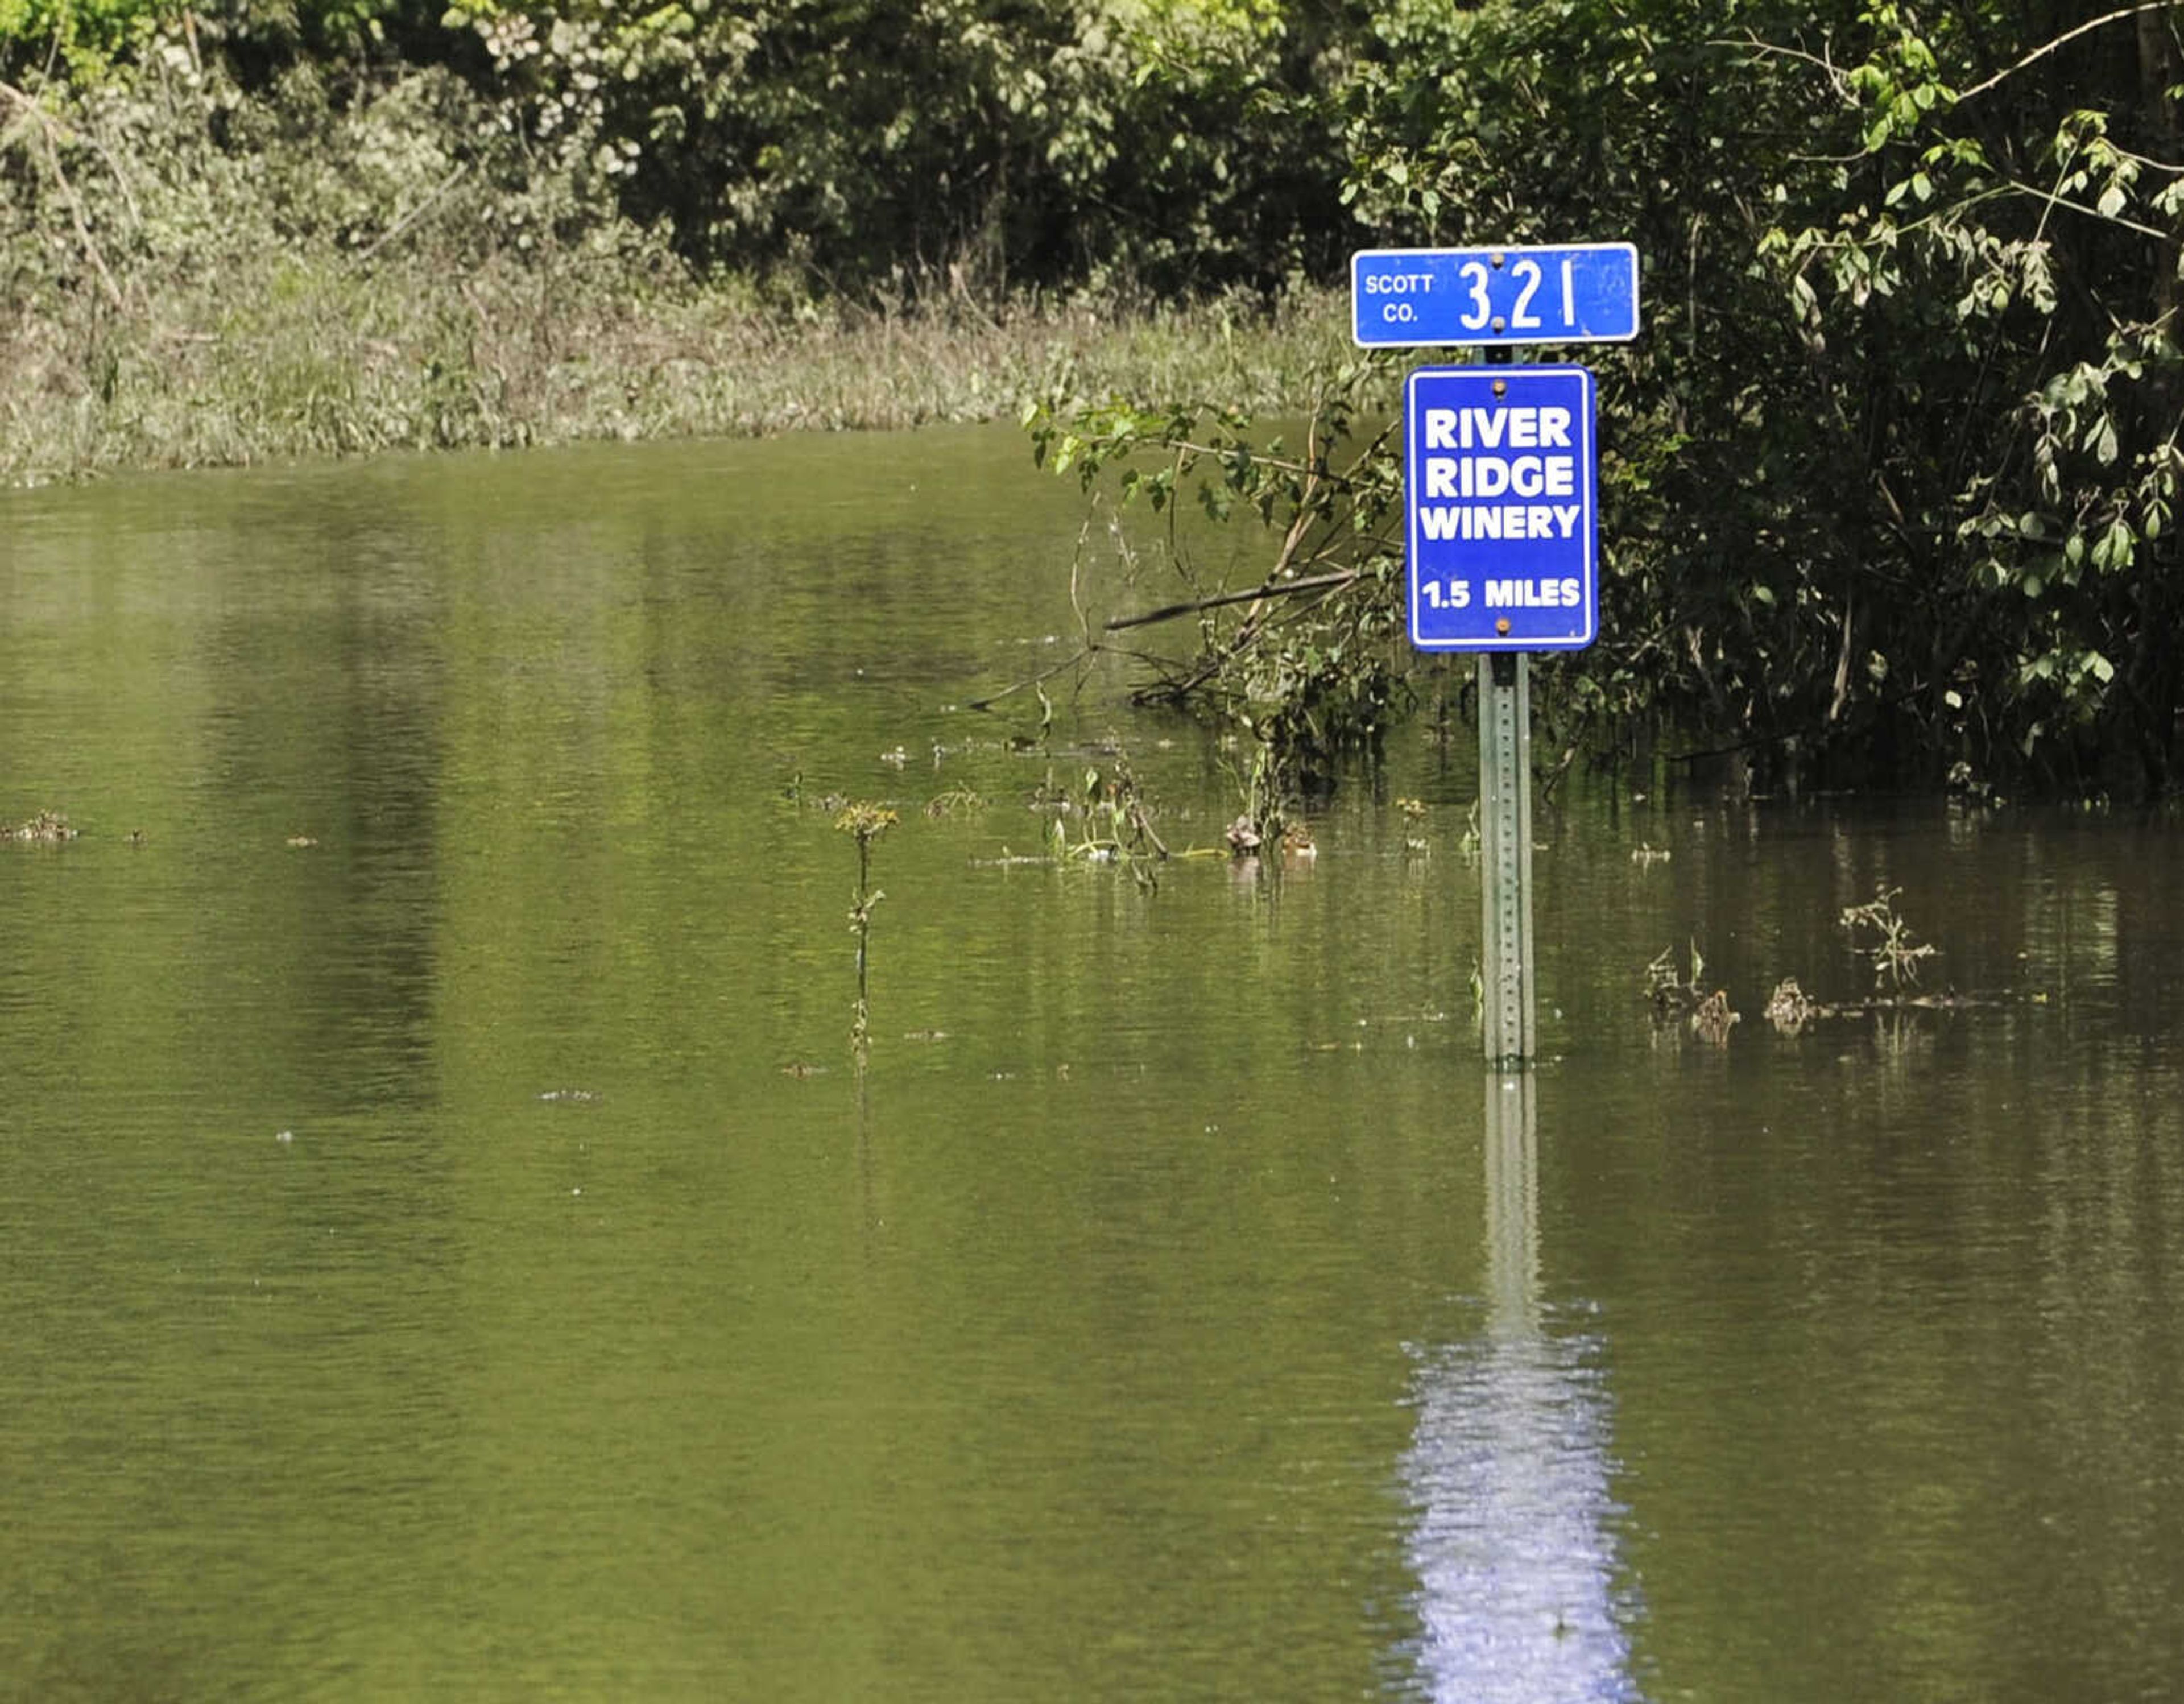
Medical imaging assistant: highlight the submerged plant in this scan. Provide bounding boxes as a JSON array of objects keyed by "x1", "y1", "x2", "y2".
[
  {"x1": 1644, "y1": 941, "x2": 1738, "y2": 1043},
  {"x1": 1053, "y1": 756, "x2": 1167, "y2": 886},
  {"x1": 1395, "y1": 795, "x2": 1430, "y2": 856},
  {"x1": 834, "y1": 802, "x2": 897, "y2": 1059},
  {"x1": 1840, "y1": 886, "x2": 1938, "y2": 994},
  {"x1": 1763, "y1": 978, "x2": 1821, "y2": 1036},
  {"x1": 1644, "y1": 940, "x2": 1708, "y2": 1012},
  {"x1": 1455, "y1": 798, "x2": 1481, "y2": 862},
  {"x1": 1689, "y1": 989, "x2": 1740, "y2": 1045},
  {"x1": 924, "y1": 784, "x2": 985, "y2": 820}
]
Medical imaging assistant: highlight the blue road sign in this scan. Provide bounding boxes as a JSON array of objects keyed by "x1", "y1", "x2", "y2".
[
  {"x1": 1405, "y1": 365, "x2": 1598, "y2": 652},
  {"x1": 1354, "y1": 245, "x2": 1639, "y2": 348}
]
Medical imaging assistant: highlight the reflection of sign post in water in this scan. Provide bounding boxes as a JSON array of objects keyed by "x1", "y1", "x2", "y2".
[
  {"x1": 1354, "y1": 243, "x2": 1638, "y2": 1066},
  {"x1": 1401, "y1": 1078, "x2": 1640, "y2": 1701}
]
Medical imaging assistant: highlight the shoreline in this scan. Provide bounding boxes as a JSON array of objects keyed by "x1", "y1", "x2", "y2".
[{"x1": 2, "y1": 270, "x2": 1369, "y2": 491}]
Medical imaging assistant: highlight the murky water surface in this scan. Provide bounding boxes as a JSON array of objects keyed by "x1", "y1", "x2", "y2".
[{"x1": 5, "y1": 429, "x2": 2181, "y2": 1702}]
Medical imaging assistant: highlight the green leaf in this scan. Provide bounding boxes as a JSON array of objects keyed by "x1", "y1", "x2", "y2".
[{"x1": 2092, "y1": 518, "x2": 2135, "y2": 572}]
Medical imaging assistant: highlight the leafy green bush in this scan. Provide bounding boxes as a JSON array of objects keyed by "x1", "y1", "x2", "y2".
[
  {"x1": 1333, "y1": 0, "x2": 2184, "y2": 796},
  {"x1": 1032, "y1": 0, "x2": 2183, "y2": 798},
  {"x1": 1, "y1": 0, "x2": 169, "y2": 76},
  {"x1": 436, "y1": 0, "x2": 1353, "y2": 296},
  {"x1": 0, "y1": 0, "x2": 446, "y2": 76}
]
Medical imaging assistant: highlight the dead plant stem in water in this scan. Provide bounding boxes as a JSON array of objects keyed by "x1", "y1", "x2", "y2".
[{"x1": 834, "y1": 803, "x2": 897, "y2": 1064}]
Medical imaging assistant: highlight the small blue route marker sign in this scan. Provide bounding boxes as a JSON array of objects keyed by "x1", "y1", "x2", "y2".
[
  {"x1": 1405, "y1": 365, "x2": 1598, "y2": 652},
  {"x1": 1352, "y1": 243, "x2": 1639, "y2": 348}
]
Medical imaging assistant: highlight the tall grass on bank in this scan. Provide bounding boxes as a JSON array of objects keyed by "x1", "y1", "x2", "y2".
[{"x1": 2, "y1": 62, "x2": 1360, "y2": 488}]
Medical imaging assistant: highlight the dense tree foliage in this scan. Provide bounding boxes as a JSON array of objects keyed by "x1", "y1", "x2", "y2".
[
  {"x1": 432, "y1": 0, "x2": 1354, "y2": 294},
  {"x1": 6, "y1": 0, "x2": 2181, "y2": 795},
  {"x1": 5, "y1": 1, "x2": 1357, "y2": 293},
  {"x1": 1374, "y1": 0, "x2": 2184, "y2": 797},
  {"x1": 1038, "y1": 0, "x2": 2184, "y2": 800}
]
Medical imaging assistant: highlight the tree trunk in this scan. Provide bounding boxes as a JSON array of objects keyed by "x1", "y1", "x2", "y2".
[{"x1": 2138, "y1": 3, "x2": 2181, "y2": 326}]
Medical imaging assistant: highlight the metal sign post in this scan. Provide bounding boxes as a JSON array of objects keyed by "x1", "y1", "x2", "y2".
[
  {"x1": 1355, "y1": 242, "x2": 1637, "y2": 1069},
  {"x1": 1400, "y1": 359, "x2": 1595, "y2": 1066},
  {"x1": 1478, "y1": 651, "x2": 1537, "y2": 1067}
]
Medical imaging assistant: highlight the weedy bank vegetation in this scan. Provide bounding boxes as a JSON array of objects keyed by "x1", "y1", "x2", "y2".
[
  {"x1": 0, "y1": 65, "x2": 1350, "y2": 484},
  {"x1": 2, "y1": 2, "x2": 1358, "y2": 485}
]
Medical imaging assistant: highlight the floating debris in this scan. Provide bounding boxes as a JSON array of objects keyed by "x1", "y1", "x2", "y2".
[
  {"x1": 1631, "y1": 843, "x2": 1672, "y2": 866},
  {"x1": 780, "y1": 1062, "x2": 826, "y2": 1078},
  {"x1": 1690, "y1": 989, "x2": 1740, "y2": 1045},
  {"x1": 9, "y1": 810, "x2": 78, "y2": 842},
  {"x1": 286, "y1": 834, "x2": 320, "y2": 849},
  {"x1": 901, "y1": 1028, "x2": 951, "y2": 1043},
  {"x1": 1764, "y1": 978, "x2": 1820, "y2": 1035},
  {"x1": 1756, "y1": 975, "x2": 1990, "y2": 1033},
  {"x1": 538, "y1": 1088, "x2": 600, "y2": 1103},
  {"x1": 1645, "y1": 942, "x2": 1710, "y2": 1013},
  {"x1": 924, "y1": 785, "x2": 985, "y2": 819}
]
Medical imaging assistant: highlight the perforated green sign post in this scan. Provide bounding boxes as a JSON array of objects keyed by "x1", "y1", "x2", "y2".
[{"x1": 1351, "y1": 243, "x2": 1641, "y2": 1067}]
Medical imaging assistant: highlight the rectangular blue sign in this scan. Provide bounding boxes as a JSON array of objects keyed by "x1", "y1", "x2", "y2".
[
  {"x1": 1405, "y1": 365, "x2": 1598, "y2": 652},
  {"x1": 1354, "y1": 244, "x2": 1639, "y2": 348}
]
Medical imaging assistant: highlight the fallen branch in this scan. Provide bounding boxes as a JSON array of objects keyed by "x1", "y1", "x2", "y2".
[
  {"x1": 965, "y1": 644, "x2": 1097, "y2": 712},
  {"x1": 3, "y1": 79, "x2": 128, "y2": 315},
  {"x1": 358, "y1": 160, "x2": 474, "y2": 264},
  {"x1": 1104, "y1": 567, "x2": 1362, "y2": 632}
]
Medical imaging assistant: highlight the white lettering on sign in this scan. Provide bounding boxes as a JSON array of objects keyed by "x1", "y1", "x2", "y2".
[
  {"x1": 1404, "y1": 362, "x2": 1596, "y2": 652},
  {"x1": 1419, "y1": 407, "x2": 1573, "y2": 450},
  {"x1": 1421, "y1": 456, "x2": 1577, "y2": 499},
  {"x1": 1482, "y1": 577, "x2": 1584, "y2": 607},
  {"x1": 1363, "y1": 272, "x2": 1434, "y2": 294},
  {"x1": 1417, "y1": 504, "x2": 1585, "y2": 541}
]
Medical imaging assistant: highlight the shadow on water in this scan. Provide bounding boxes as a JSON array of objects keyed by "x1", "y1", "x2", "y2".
[{"x1": 1400, "y1": 1073, "x2": 1641, "y2": 1702}]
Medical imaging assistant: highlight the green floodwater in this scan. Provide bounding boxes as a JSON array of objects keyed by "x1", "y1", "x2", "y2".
[{"x1": 3, "y1": 425, "x2": 2181, "y2": 1703}]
